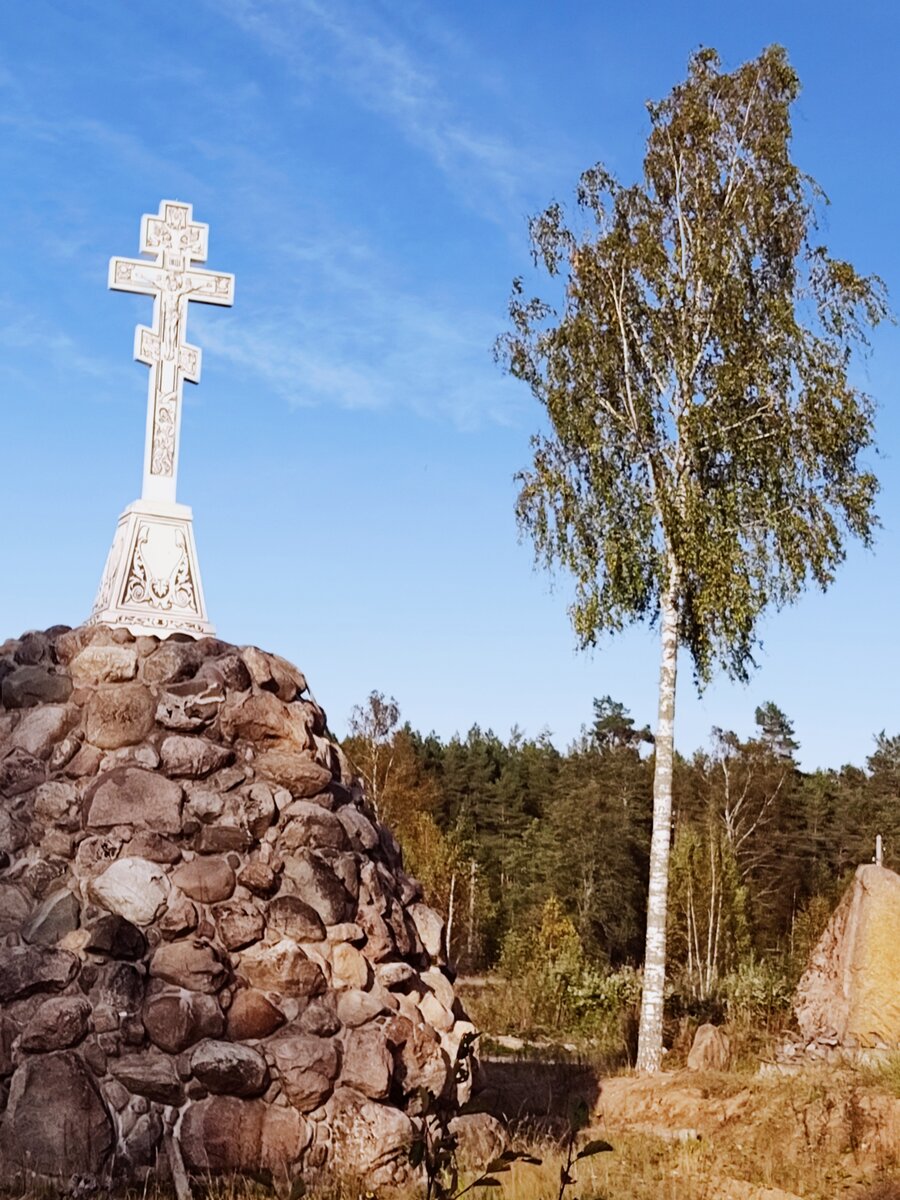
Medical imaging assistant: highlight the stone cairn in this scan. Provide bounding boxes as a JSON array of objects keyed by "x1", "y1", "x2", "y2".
[{"x1": 0, "y1": 624, "x2": 476, "y2": 1190}]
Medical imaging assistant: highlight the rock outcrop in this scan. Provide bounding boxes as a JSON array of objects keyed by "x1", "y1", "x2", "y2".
[
  {"x1": 0, "y1": 624, "x2": 474, "y2": 1189},
  {"x1": 794, "y1": 863, "x2": 900, "y2": 1050}
]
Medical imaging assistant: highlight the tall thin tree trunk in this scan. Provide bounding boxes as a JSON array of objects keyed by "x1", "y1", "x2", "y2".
[
  {"x1": 466, "y1": 858, "x2": 477, "y2": 969},
  {"x1": 636, "y1": 581, "x2": 679, "y2": 1072},
  {"x1": 706, "y1": 836, "x2": 717, "y2": 996},
  {"x1": 446, "y1": 870, "x2": 457, "y2": 961}
]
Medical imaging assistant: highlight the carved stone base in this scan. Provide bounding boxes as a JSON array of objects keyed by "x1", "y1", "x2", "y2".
[{"x1": 88, "y1": 500, "x2": 214, "y2": 639}]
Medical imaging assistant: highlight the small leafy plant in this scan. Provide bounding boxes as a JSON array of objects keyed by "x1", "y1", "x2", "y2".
[
  {"x1": 408, "y1": 1031, "x2": 542, "y2": 1200},
  {"x1": 555, "y1": 1100, "x2": 613, "y2": 1200}
]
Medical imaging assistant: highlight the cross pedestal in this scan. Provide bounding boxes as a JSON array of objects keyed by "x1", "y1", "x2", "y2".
[
  {"x1": 88, "y1": 201, "x2": 234, "y2": 638},
  {"x1": 90, "y1": 499, "x2": 212, "y2": 637}
]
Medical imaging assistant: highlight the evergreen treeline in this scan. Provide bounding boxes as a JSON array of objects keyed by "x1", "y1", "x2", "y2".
[{"x1": 343, "y1": 694, "x2": 899, "y2": 1009}]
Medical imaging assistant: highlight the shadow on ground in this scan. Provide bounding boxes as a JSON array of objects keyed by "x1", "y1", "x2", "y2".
[{"x1": 470, "y1": 1056, "x2": 602, "y2": 1134}]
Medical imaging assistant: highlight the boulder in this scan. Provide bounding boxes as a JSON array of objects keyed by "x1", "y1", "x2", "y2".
[
  {"x1": 33, "y1": 780, "x2": 79, "y2": 825},
  {"x1": 10, "y1": 705, "x2": 75, "y2": 759},
  {"x1": 337, "y1": 805, "x2": 380, "y2": 852},
  {"x1": 327, "y1": 1087, "x2": 415, "y2": 1187},
  {"x1": 297, "y1": 994, "x2": 341, "y2": 1037},
  {"x1": 170, "y1": 855, "x2": 235, "y2": 903},
  {"x1": 387, "y1": 1014, "x2": 451, "y2": 1098},
  {"x1": 141, "y1": 641, "x2": 205, "y2": 685},
  {"x1": 271, "y1": 1034, "x2": 340, "y2": 1112},
  {"x1": 687, "y1": 1023, "x2": 731, "y2": 1071},
  {"x1": 280, "y1": 802, "x2": 348, "y2": 851},
  {"x1": 190, "y1": 1038, "x2": 269, "y2": 1096},
  {"x1": 795, "y1": 863, "x2": 900, "y2": 1047},
  {"x1": 0, "y1": 1052, "x2": 114, "y2": 1180},
  {"x1": 156, "y1": 678, "x2": 224, "y2": 730},
  {"x1": 87, "y1": 767, "x2": 183, "y2": 833},
  {"x1": 337, "y1": 988, "x2": 389, "y2": 1029},
  {"x1": 215, "y1": 898, "x2": 266, "y2": 949},
  {"x1": 238, "y1": 938, "x2": 326, "y2": 997},
  {"x1": 282, "y1": 850, "x2": 355, "y2": 924},
  {"x1": 84, "y1": 913, "x2": 147, "y2": 959},
  {"x1": 22, "y1": 889, "x2": 80, "y2": 945},
  {"x1": 160, "y1": 734, "x2": 234, "y2": 778},
  {"x1": 142, "y1": 988, "x2": 224, "y2": 1053},
  {"x1": 20, "y1": 995, "x2": 92, "y2": 1052},
  {"x1": 339, "y1": 1026, "x2": 392, "y2": 1099},
  {"x1": 221, "y1": 692, "x2": 301, "y2": 745},
  {"x1": 110, "y1": 1052, "x2": 184, "y2": 1105},
  {"x1": 419, "y1": 990, "x2": 454, "y2": 1033},
  {"x1": 1, "y1": 666, "x2": 72, "y2": 709},
  {"x1": 0, "y1": 945, "x2": 79, "y2": 1003},
  {"x1": 241, "y1": 646, "x2": 307, "y2": 702},
  {"x1": 0, "y1": 1014, "x2": 16, "y2": 1076},
  {"x1": 85, "y1": 683, "x2": 155, "y2": 749},
  {"x1": 92, "y1": 961, "x2": 144, "y2": 1014},
  {"x1": 226, "y1": 989, "x2": 286, "y2": 1040},
  {"x1": 180, "y1": 1096, "x2": 311, "y2": 1174},
  {"x1": 332, "y1": 942, "x2": 371, "y2": 990},
  {"x1": 0, "y1": 748, "x2": 44, "y2": 796},
  {"x1": 68, "y1": 644, "x2": 138, "y2": 685},
  {"x1": 410, "y1": 903, "x2": 446, "y2": 962},
  {"x1": 88, "y1": 856, "x2": 170, "y2": 925},
  {"x1": 267, "y1": 894, "x2": 326, "y2": 942},
  {"x1": 242, "y1": 782, "x2": 276, "y2": 837},
  {"x1": 149, "y1": 939, "x2": 227, "y2": 993},
  {"x1": 449, "y1": 1113, "x2": 507, "y2": 1170},
  {"x1": 254, "y1": 750, "x2": 332, "y2": 799},
  {"x1": 0, "y1": 883, "x2": 31, "y2": 935},
  {"x1": 239, "y1": 859, "x2": 279, "y2": 897}
]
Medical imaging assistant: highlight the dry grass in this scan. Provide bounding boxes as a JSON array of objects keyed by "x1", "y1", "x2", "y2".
[{"x1": 5, "y1": 1058, "x2": 900, "y2": 1200}]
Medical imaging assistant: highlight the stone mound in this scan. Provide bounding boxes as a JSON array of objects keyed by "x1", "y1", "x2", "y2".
[
  {"x1": 0, "y1": 624, "x2": 473, "y2": 1190},
  {"x1": 794, "y1": 863, "x2": 900, "y2": 1050}
]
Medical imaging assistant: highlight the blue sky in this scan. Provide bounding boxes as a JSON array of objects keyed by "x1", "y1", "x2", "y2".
[{"x1": 1, "y1": 0, "x2": 898, "y2": 770}]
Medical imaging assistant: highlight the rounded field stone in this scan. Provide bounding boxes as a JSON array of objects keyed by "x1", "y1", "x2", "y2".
[
  {"x1": 87, "y1": 768, "x2": 184, "y2": 834},
  {"x1": 190, "y1": 1038, "x2": 269, "y2": 1097},
  {"x1": 85, "y1": 684, "x2": 155, "y2": 749},
  {"x1": 180, "y1": 1096, "x2": 311, "y2": 1174},
  {"x1": 226, "y1": 989, "x2": 286, "y2": 1040},
  {"x1": 171, "y1": 856, "x2": 235, "y2": 904},
  {"x1": 149, "y1": 940, "x2": 227, "y2": 994},
  {"x1": 267, "y1": 895, "x2": 326, "y2": 942},
  {"x1": 20, "y1": 995, "x2": 92, "y2": 1052},
  {"x1": 0, "y1": 1052, "x2": 114, "y2": 1177},
  {"x1": 142, "y1": 988, "x2": 224, "y2": 1053}
]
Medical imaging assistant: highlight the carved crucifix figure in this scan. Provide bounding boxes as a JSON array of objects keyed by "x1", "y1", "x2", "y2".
[{"x1": 109, "y1": 200, "x2": 234, "y2": 505}]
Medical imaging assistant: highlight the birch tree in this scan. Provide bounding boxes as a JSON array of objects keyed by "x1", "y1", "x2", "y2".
[
  {"x1": 496, "y1": 46, "x2": 886, "y2": 1071},
  {"x1": 345, "y1": 690, "x2": 400, "y2": 820}
]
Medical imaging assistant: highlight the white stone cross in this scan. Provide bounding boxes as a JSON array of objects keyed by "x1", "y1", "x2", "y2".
[
  {"x1": 89, "y1": 200, "x2": 233, "y2": 639},
  {"x1": 109, "y1": 200, "x2": 235, "y2": 506}
]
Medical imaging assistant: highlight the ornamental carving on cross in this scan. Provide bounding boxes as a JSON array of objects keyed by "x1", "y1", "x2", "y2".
[{"x1": 109, "y1": 200, "x2": 235, "y2": 505}]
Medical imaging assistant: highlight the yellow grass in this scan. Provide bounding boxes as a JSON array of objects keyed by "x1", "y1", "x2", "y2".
[{"x1": 5, "y1": 1062, "x2": 900, "y2": 1200}]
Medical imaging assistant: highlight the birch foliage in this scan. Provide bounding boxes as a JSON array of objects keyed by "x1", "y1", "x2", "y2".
[{"x1": 496, "y1": 45, "x2": 887, "y2": 1069}]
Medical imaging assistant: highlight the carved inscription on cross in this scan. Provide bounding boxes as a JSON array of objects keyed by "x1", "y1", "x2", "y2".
[{"x1": 109, "y1": 200, "x2": 235, "y2": 505}]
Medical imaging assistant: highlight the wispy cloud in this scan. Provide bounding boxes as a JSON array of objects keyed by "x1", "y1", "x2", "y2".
[
  {"x1": 210, "y1": 0, "x2": 551, "y2": 225},
  {"x1": 0, "y1": 304, "x2": 134, "y2": 394},
  {"x1": 0, "y1": 8, "x2": 533, "y2": 433},
  {"x1": 195, "y1": 235, "x2": 523, "y2": 431}
]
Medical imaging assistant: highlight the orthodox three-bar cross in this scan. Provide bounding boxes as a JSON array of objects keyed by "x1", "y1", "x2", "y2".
[{"x1": 110, "y1": 200, "x2": 235, "y2": 506}]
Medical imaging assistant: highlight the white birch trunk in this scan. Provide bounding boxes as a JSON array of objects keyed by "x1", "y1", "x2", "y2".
[
  {"x1": 636, "y1": 580, "x2": 679, "y2": 1072},
  {"x1": 446, "y1": 870, "x2": 457, "y2": 961}
]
